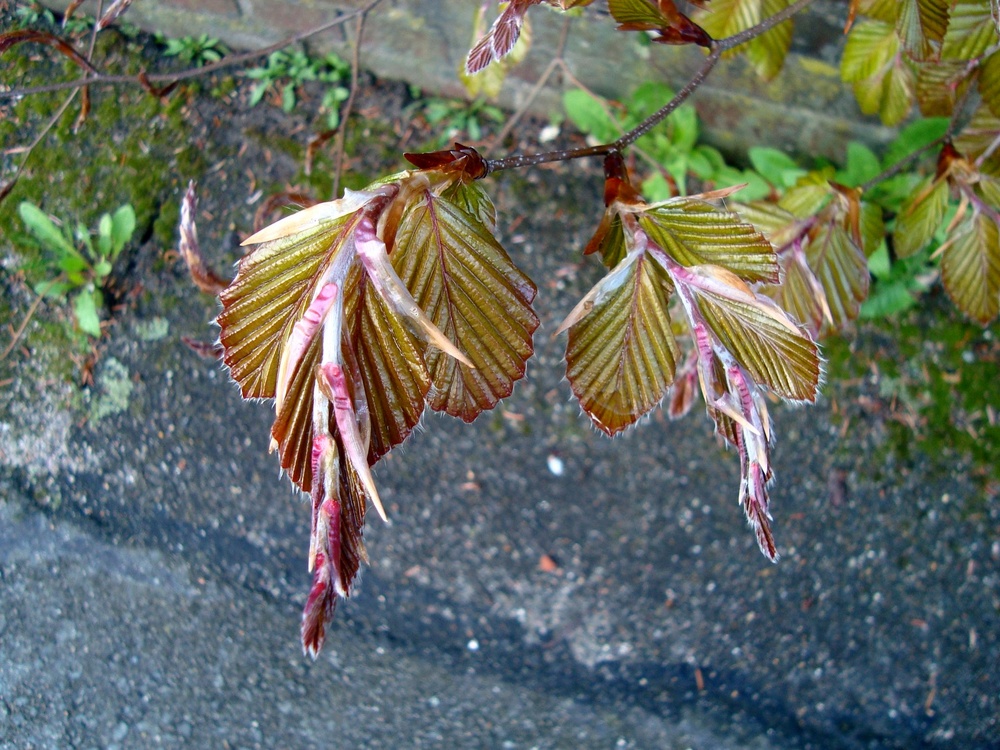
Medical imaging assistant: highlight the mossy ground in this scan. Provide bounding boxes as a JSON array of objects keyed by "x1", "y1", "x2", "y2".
[{"x1": 824, "y1": 291, "x2": 1000, "y2": 487}]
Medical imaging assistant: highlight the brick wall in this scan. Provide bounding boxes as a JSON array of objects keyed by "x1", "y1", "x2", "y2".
[{"x1": 40, "y1": 0, "x2": 892, "y2": 161}]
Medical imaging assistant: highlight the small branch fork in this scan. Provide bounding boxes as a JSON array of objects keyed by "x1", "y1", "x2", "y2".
[{"x1": 484, "y1": 0, "x2": 818, "y2": 175}]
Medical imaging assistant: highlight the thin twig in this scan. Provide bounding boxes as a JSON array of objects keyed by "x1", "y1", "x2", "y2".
[
  {"x1": 487, "y1": 14, "x2": 573, "y2": 155},
  {"x1": 486, "y1": 0, "x2": 817, "y2": 174},
  {"x1": 0, "y1": 0, "x2": 386, "y2": 101},
  {"x1": 331, "y1": 10, "x2": 369, "y2": 199},
  {"x1": 0, "y1": 277, "x2": 64, "y2": 363}
]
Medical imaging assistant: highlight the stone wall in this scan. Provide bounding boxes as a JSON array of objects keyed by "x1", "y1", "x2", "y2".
[{"x1": 44, "y1": 0, "x2": 893, "y2": 161}]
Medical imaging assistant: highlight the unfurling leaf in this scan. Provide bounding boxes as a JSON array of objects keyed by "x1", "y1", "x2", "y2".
[
  {"x1": 217, "y1": 151, "x2": 538, "y2": 655},
  {"x1": 178, "y1": 181, "x2": 228, "y2": 295},
  {"x1": 608, "y1": 0, "x2": 713, "y2": 47},
  {"x1": 465, "y1": 0, "x2": 539, "y2": 76}
]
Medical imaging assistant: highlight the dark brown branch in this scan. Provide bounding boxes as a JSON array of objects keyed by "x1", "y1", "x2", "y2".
[
  {"x1": 0, "y1": 0, "x2": 385, "y2": 101},
  {"x1": 486, "y1": 0, "x2": 817, "y2": 174}
]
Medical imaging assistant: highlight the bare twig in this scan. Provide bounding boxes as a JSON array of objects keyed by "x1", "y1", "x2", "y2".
[
  {"x1": 0, "y1": 0, "x2": 386, "y2": 101},
  {"x1": 1, "y1": 277, "x2": 65, "y2": 363},
  {"x1": 331, "y1": 9, "x2": 369, "y2": 199},
  {"x1": 487, "y1": 14, "x2": 573, "y2": 155}
]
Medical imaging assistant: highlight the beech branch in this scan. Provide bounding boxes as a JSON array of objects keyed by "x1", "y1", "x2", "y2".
[{"x1": 485, "y1": 0, "x2": 818, "y2": 175}]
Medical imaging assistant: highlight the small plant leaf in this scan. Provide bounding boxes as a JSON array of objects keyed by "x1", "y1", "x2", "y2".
[
  {"x1": 564, "y1": 250, "x2": 680, "y2": 435},
  {"x1": 19, "y1": 202, "x2": 79, "y2": 259},
  {"x1": 73, "y1": 289, "x2": 102, "y2": 338},
  {"x1": 893, "y1": 175, "x2": 949, "y2": 258},
  {"x1": 110, "y1": 204, "x2": 136, "y2": 257},
  {"x1": 940, "y1": 212, "x2": 1000, "y2": 324},
  {"x1": 563, "y1": 90, "x2": 620, "y2": 144}
]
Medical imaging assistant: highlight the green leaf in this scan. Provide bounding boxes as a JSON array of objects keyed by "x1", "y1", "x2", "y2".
[
  {"x1": 97, "y1": 213, "x2": 113, "y2": 258},
  {"x1": 778, "y1": 172, "x2": 834, "y2": 218},
  {"x1": 638, "y1": 197, "x2": 779, "y2": 283},
  {"x1": 34, "y1": 279, "x2": 71, "y2": 298},
  {"x1": 686, "y1": 267, "x2": 820, "y2": 401},
  {"x1": 391, "y1": 187, "x2": 538, "y2": 421},
  {"x1": 838, "y1": 142, "x2": 882, "y2": 188},
  {"x1": 93, "y1": 260, "x2": 113, "y2": 278},
  {"x1": 883, "y1": 117, "x2": 949, "y2": 166},
  {"x1": 841, "y1": 19, "x2": 898, "y2": 83},
  {"x1": 940, "y1": 212, "x2": 1000, "y2": 324},
  {"x1": 860, "y1": 279, "x2": 919, "y2": 317},
  {"x1": 110, "y1": 204, "x2": 136, "y2": 257},
  {"x1": 748, "y1": 147, "x2": 806, "y2": 189},
  {"x1": 893, "y1": 175, "x2": 949, "y2": 258},
  {"x1": 565, "y1": 251, "x2": 680, "y2": 435},
  {"x1": 942, "y1": 0, "x2": 999, "y2": 59},
  {"x1": 841, "y1": 19, "x2": 916, "y2": 125},
  {"x1": 746, "y1": 0, "x2": 794, "y2": 81},
  {"x1": 73, "y1": 289, "x2": 102, "y2": 337},
  {"x1": 608, "y1": 0, "x2": 670, "y2": 27},
  {"x1": 563, "y1": 90, "x2": 619, "y2": 143},
  {"x1": 18, "y1": 202, "x2": 79, "y2": 258}
]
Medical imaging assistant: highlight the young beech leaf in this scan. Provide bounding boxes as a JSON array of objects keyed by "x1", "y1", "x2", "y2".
[
  {"x1": 841, "y1": 19, "x2": 916, "y2": 125},
  {"x1": 391, "y1": 184, "x2": 538, "y2": 422},
  {"x1": 638, "y1": 198, "x2": 779, "y2": 283},
  {"x1": 942, "y1": 0, "x2": 1000, "y2": 59},
  {"x1": 608, "y1": 0, "x2": 712, "y2": 47},
  {"x1": 940, "y1": 211, "x2": 1000, "y2": 325},
  {"x1": 564, "y1": 247, "x2": 680, "y2": 435},
  {"x1": 893, "y1": 175, "x2": 949, "y2": 258},
  {"x1": 465, "y1": 0, "x2": 539, "y2": 75},
  {"x1": 693, "y1": 0, "x2": 794, "y2": 80},
  {"x1": 894, "y1": 0, "x2": 950, "y2": 61}
]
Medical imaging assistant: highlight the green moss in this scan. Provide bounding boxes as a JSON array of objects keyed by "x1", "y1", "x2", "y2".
[
  {"x1": 85, "y1": 356, "x2": 134, "y2": 423},
  {"x1": 825, "y1": 298, "x2": 1000, "y2": 483}
]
